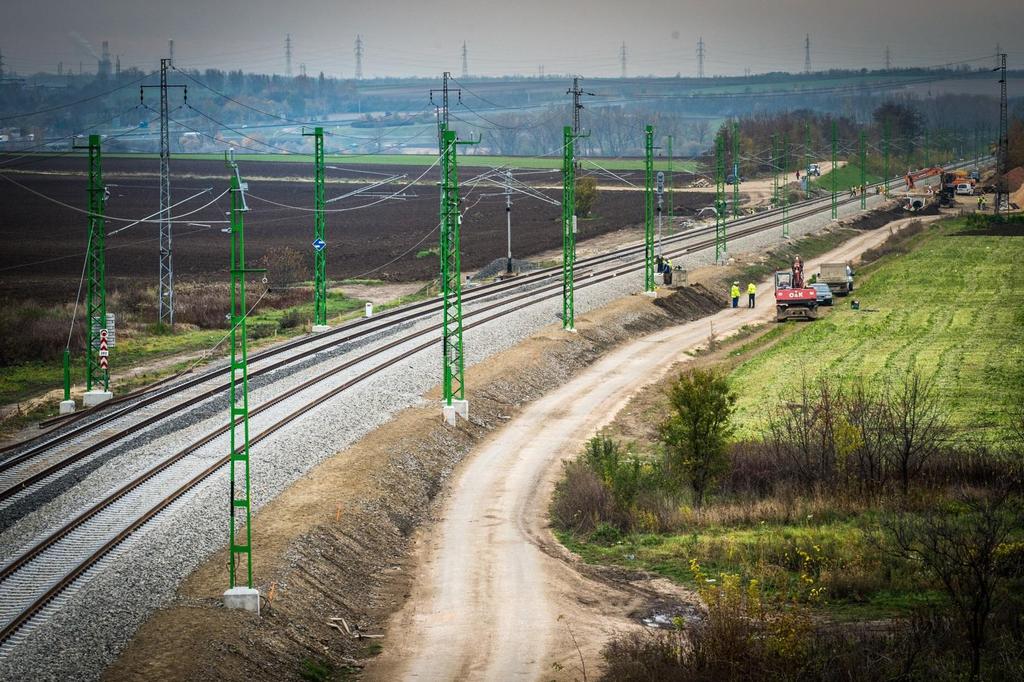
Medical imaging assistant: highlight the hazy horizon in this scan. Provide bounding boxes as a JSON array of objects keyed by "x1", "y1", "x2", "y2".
[{"x1": 0, "y1": 0, "x2": 1019, "y2": 79}]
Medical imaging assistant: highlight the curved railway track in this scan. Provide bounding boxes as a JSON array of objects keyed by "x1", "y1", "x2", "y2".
[{"x1": 0, "y1": 162, "x2": 976, "y2": 651}]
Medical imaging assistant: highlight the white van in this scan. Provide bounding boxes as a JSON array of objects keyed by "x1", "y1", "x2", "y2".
[{"x1": 955, "y1": 183, "x2": 974, "y2": 196}]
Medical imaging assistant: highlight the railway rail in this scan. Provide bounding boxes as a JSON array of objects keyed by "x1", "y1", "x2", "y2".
[{"x1": 0, "y1": 160, "x2": 977, "y2": 652}]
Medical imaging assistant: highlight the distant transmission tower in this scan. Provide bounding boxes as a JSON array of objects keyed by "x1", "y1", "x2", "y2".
[
  {"x1": 168, "y1": 39, "x2": 174, "y2": 67},
  {"x1": 461, "y1": 41, "x2": 468, "y2": 78},
  {"x1": 696, "y1": 37, "x2": 706, "y2": 78},
  {"x1": 620, "y1": 41, "x2": 627, "y2": 78},
  {"x1": 804, "y1": 34, "x2": 811, "y2": 73},
  {"x1": 995, "y1": 53, "x2": 1008, "y2": 215},
  {"x1": 884, "y1": 46, "x2": 891, "y2": 70},
  {"x1": 285, "y1": 34, "x2": 292, "y2": 77},
  {"x1": 354, "y1": 34, "x2": 364, "y2": 80}
]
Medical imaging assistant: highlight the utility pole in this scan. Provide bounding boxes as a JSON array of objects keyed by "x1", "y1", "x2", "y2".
[
  {"x1": 782, "y1": 133, "x2": 790, "y2": 238},
  {"x1": 831, "y1": 120, "x2": 838, "y2": 220},
  {"x1": 303, "y1": 127, "x2": 327, "y2": 329},
  {"x1": 696, "y1": 37, "x2": 706, "y2": 79},
  {"x1": 75, "y1": 134, "x2": 109, "y2": 397},
  {"x1": 804, "y1": 34, "x2": 811, "y2": 74},
  {"x1": 562, "y1": 126, "x2": 577, "y2": 329},
  {"x1": 883, "y1": 119, "x2": 890, "y2": 193},
  {"x1": 771, "y1": 133, "x2": 780, "y2": 209},
  {"x1": 567, "y1": 77, "x2": 592, "y2": 165},
  {"x1": 732, "y1": 120, "x2": 740, "y2": 218},
  {"x1": 804, "y1": 122, "x2": 812, "y2": 199},
  {"x1": 168, "y1": 39, "x2": 174, "y2": 66},
  {"x1": 644, "y1": 125, "x2": 656, "y2": 292},
  {"x1": 430, "y1": 72, "x2": 460, "y2": 152},
  {"x1": 666, "y1": 134, "x2": 674, "y2": 224},
  {"x1": 884, "y1": 46, "x2": 891, "y2": 70},
  {"x1": 859, "y1": 129, "x2": 867, "y2": 210},
  {"x1": 354, "y1": 35, "x2": 364, "y2": 80},
  {"x1": 714, "y1": 132, "x2": 728, "y2": 262},
  {"x1": 224, "y1": 149, "x2": 262, "y2": 613},
  {"x1": 461, "y1": 41, "x2": 468, "y2": 79},
  {"x1": 285, "y1": 34, "x2": 292, "y2": 77},
  {"x1": 505, "y1": 171, "x2": 514, "y2": 275},
  {"x1": 439, "y1": 124, "x2": 478, "y2": 423},
  {"x1": 620, "y1": 41, "x2": 627, "y2": 79},
  {"x1": 995, "y1": 53, "x2": 1008, "y2": 215},
  {"x1": 141, "y1": 59, "x2": 186, "y2": 327}
]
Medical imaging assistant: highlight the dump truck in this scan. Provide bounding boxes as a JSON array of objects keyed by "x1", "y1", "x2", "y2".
[
  {"x1": 819, "y1": 262, "x2": 854, "y2": 295},
  {"x1": 775, "y1": 255, "x2": 819, "y2": 322}
]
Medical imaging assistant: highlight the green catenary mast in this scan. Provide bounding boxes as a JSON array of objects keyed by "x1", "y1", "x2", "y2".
[
  {"x1": 831, "y1": 120, "x2": 838, "y2": 220},
  {"x1": 666, "y1": 134, "x2": 674, "y2": 225},
  {"x1": 82, "y1": 134, "x2": 107, "y2": 392},
  {"x1": 439, "y1": 125, "x2": 477, "y2": 420},
  {"x1": 644, "y1": 125, "x2": 656, "y2": 291},
  {"x1": 771, "y1": 133, "x2": 779, "y2": 208},
  {"x1": 303, "y1": 127, "x2": 327, "y2": 328},
  {"x1": 782, "y1": 133, "x2": 790, "y2": 238},
  {"x1": 859, "y1": 129, "x2": 867, "y2": 210},
  {"x1": 225, "y1": 149, "x2": 260, "y2": 598},
  {"x1": 732, "y1": 120, "x2": 740, "y2": 218},
  {"x1": 883, "y1": 120, "x2": 891, "y2": 193},
  {"x1": 562, "y1": 126, "x2": 576, "y2": 329},
  {"x1": 714, "y1": 132, "x2": 728, "y2": 261}
]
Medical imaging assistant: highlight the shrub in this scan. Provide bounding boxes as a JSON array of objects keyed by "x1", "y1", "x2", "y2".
[
  {"x1": 551, "y1": 460, "x2": 612, "y2": 534},
  {"x1": 278, "y1": 308, "x2": 306, "y2": 331},
  {"x1": 259, "y1": 246, "x2": 310, "y2": 285}
]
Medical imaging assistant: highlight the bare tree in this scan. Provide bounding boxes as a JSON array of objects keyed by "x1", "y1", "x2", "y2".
[
  {"x1": 884, "y1": 488, "x2": 1022, "y2": 678},
  {"x1": 763, "y1": 376, "x2": 842, "y2": 491},
  {"x1": 883, "y1": 371, "x2": 950, "y2": 495},
  {"x1": 844, "y1": 379, "x2": 891, "y2": 500}
]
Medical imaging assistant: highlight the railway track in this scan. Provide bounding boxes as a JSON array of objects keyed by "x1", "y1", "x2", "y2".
[
  {"x1": 0, "y1": 180, "x2": 860, "y2": 508},
  {"x1": 0, "y1": 162, "x2": 975, "y2": 653}
]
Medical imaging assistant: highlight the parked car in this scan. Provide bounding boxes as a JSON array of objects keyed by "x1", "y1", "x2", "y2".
[
  {"x1": 810, "y1": 282, "x2": 834, "y2": 306},
  {"x1": 955, "y1": 183, "x2": 974, "y2": 196},
  {"x1": 726, "y1": 173, "x2": 743, "y2": 184},
  {"x1": 806, "y1": 163, "x2": 822, "y2": 177}
]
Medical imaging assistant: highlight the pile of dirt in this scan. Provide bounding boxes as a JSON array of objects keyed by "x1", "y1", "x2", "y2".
[
  {"x1": 1004, "y1": 166, "x2": 1024, "y2": 193},
  {"x1": 105, "y1": 291, "x2": 725, "y2": 682}
]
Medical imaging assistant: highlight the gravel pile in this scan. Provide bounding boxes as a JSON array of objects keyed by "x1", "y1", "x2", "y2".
[{"x1": 0, "y1": 198, "x2": 892, "y2": 681}]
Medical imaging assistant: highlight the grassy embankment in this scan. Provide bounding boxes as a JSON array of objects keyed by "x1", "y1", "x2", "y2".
[{"x1": 555, "y1": 215, "x2": 1024, "y2": 622}]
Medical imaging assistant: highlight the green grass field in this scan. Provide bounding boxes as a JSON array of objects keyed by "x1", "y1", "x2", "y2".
[
  {"x1": 729, "y1": 218, "x2": 1024, "y2": 441},
  {"x1": 810, "y1": 163, "x2": 883, "y2": 193}
]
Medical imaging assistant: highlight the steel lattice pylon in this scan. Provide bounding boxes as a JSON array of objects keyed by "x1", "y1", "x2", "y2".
[
  {"x1": 225, "y1": 150, "x2": 258, "y2": 590},
  {"x1": 562, "y1": 126, "x2": 576, "y2": 329},
  {"x1": 158, "y1": 59, "x2": 173, "y2": 326},
  {"x1": 644, "y1": 125, "x2": 655, "y2": 290},
  {"x1": 439, "y1": 126, "x2": 474, "y2": 405},
  {"x1": 771, "y1": 134, "x2": 780, "y2": 209},
  {"x1": 732, "y1": 120, "x2": 740, "y2": 218},
  {"x1": 831, "y1": 121, "x2": 838, "y2": 220},
  {"x1": 995, "y1": 53, "x2": 1008, "y2": 215},
  {"x1": 714, "y1": 132, "x2": 728, "y2": 261},
  {"x1": 782, "y1": 134, "x2": 790, "y2": 238},
  {"x1": 860, "y1": 130, "x2": 867, "y2": 210},
  {"x1": 304, "y1": 127, "x2": 327, "y2": 326},
  {"x1": 83, "y1": 135, "x2": 107, "y2": 391}
]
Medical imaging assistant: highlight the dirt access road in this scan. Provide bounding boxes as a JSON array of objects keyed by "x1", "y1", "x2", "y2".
[{"x1": 367, "y1": 214, "x2": 936, "y2": 681}]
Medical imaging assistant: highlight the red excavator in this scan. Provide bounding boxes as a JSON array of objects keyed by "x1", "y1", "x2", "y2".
[
  {"x1": 774, "y1": 255, "x2": 818, "y2": 322},
  {"x1": 904, "y1": 166, "x2": 944, "y2": 191}
]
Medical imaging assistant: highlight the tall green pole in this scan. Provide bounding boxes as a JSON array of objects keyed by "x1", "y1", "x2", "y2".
[
  {"x1": 714, "y1": 132, "x2": 728, "y2": 261},
  {"x1": 666, "y1": 134, "x2": 674, "y2": 226},
  {"x1": 732, "y1": 120, "x2": 740, "y2": 218},
  {"x1": 644, "y1": 125, "x2": 656, "y2": 292},
  {"x1": 924, "y1": 127, "x2": 930, "y2": 167},
  {"x1": 771, "y1": 133, "x2": 779, "y2": 209},
  {"x1": 859, "y1": 129, "x2": 867, "y2": 210},
  {"x1": 439, "y1": 125, "x2": 478, "y2": 409},
  {"x1": 62, "y1": 349, "x2": 71, "y2": 401},
  {"x1": 782, "y1": 133, "x2": 790, "y2": 238},
  {"x1": 82, "y1": 134, "x2": 107, "y2": 393},
  {"x1": 225, "y1": 150, "x2": 259, "y2": 593},
  {"x1": 562, "y1": 126, "x2": 576, "y2": 329},
  {"x1": 804, "y1": 122, "x2": 812, "y2": 199},
  {"x1": 830, "y1": 120, "x2": 838, "y2": 220},
  {"x1": 303, "y1": 126, "x2": 327, "y2": 328},
  {"x1": 883, "y1": 120, "x2": 890, "y2": 193}
]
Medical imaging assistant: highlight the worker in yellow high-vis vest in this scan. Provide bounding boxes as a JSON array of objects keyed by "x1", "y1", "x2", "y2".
[
  {"x1": 747, "y1": 282, "x2": 756, "y2": 308},
  {"x1": 730, "y1": 282, "x2": 740, "y2": 308}
]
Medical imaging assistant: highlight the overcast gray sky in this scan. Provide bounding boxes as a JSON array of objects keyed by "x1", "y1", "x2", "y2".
[{"x1": 1, "y1": 0, "x2": 1019, "y2": 78}]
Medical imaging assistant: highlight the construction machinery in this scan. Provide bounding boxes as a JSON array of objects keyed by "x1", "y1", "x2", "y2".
[
  {"x1": 819, "y1": 261, "x2": 854, "y2": 295},
  {"x1": 774, "y1": 255, "x2": 819, "y2": 322},
  {"x1": 904, "y1": 166, "x2": 943, "y2": 191}
]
